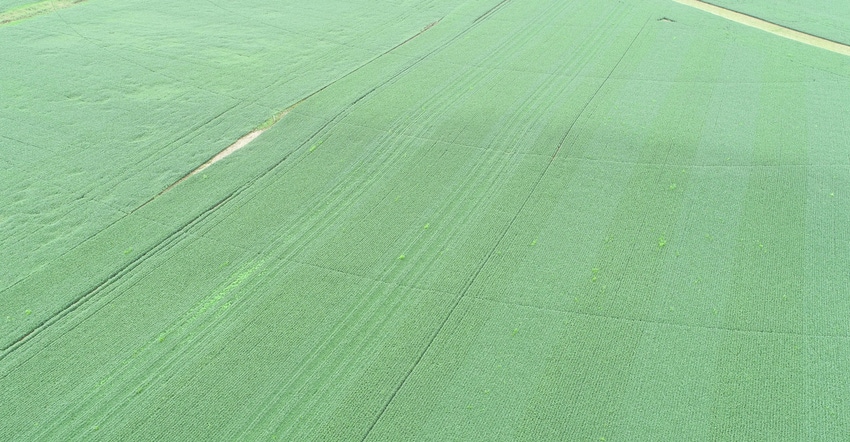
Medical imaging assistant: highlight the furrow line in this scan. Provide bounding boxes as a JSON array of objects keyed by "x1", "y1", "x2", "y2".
[{"x1": 473, "y1": 0, "x2": 513, "y2": 24}]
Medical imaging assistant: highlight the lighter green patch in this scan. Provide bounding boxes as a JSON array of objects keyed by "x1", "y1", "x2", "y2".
[{"x1": 256, "y1": 107, "x2": 293, "y2": 131}]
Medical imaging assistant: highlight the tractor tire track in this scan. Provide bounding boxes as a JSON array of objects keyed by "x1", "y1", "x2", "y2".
[
  {"x1": 473, "y1": 0, "x2": 513, "y2": 24},
  {"x1": 0, "y1": 189, "x2": 238, "y2": 369}
]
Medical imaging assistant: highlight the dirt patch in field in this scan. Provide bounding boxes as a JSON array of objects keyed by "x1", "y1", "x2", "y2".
[
  {"x1": 159, "y1": 107, "x2": 295, "y2": 195},
  {"x1": 190, "y1": 129, "x2": 263, "y2": 177}
]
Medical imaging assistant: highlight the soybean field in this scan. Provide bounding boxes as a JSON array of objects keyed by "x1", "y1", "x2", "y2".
[{"x1": 2, "y1": 0, "x2": 850, "y2": 440}]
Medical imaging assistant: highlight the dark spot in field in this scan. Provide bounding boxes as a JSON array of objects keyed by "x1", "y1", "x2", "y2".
[{"x1": 658, "y1": 17, "x2": 676, "y2": 23}]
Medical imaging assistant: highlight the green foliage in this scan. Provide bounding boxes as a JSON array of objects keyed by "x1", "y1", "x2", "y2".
[
  {"x1": 1, "y1": 0, "x2": 845, "y2": 440},
  {"x1": 255, "y1": 109, "x2": 287, "y2": 131}
]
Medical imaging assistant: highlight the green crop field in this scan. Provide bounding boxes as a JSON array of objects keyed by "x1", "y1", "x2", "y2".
[{"x1": 2, "y1": 0, "x2": 849, "y2": 439}]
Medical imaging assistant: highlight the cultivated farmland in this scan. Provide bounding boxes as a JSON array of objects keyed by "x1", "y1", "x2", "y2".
[{"x1": 2, "y1": 0, "x2": 849, "y2": 440}]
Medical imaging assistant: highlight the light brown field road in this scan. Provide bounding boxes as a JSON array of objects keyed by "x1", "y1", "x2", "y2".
[
  {"x1": 0, "y1": 0, "x2": 86, "y2": 25},
  {"x1": 674, "y1": 0, "x2": 850, "y2": 57}
]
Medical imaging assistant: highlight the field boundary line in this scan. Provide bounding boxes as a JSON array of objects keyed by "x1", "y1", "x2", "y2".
[
  {"x1": 475, "y1": 296, "x2": 850, "y2": 340},
  {"x1": 673, "y1": 0, "x2": 850, "y2": 57}
]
